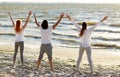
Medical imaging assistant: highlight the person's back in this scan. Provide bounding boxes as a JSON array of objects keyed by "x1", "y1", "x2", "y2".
[
  {"x1": 40, "y1": 26, "x2": 52, "y2": 44},
  {"x1": 34, "y1": 13, "x2": 64, "y2": 71},
  {"x1": 8, "y1": 11, "x2": 32, "y2": 67},
  {"x1": 15, "y1": 29, "x2": 24, "y2": 42},
  {"x1": 66, "y1": 14, "x2": 108, "y2": 74},
  {"x1": 80, "y1": 29, "x2": 92, "y2": 47}
]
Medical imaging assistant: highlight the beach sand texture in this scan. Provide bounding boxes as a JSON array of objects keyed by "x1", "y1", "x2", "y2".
[{"x1": 0, "y1": 45, "x2": 120, "y2": 77}]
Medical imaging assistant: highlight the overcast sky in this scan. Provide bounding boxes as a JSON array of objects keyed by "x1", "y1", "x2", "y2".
[{"x1": 0, "y1": 0, "x2": 120, "y2": 3}]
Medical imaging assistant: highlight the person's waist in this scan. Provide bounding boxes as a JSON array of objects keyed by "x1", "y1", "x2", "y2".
[
  {"x1": 80, "y1": 40, "x2": 90, "y2": 43},
  {"x1": 15, "y1": 38, "x2": 24, "y2": 42},
  {"x1": 15, "y1": 41, "x2": 24, "y2": 43},
  {"x1": 41, "y1": 40, "x2": 51, "y2": 44},
  {"x1": 41, "y1": 43, "x2": 51, "y2": 45}
]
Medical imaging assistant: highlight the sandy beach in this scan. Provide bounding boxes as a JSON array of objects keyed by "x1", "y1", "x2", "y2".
[
  {"x1": 0, "y1": 2, "x2": 120, "y2": 77},
  {"x1": 0, "y1": 44, "x2": 120, "y2": 77}
]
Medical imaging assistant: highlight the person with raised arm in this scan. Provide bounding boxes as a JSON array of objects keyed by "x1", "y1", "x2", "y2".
[
  {"x1": 66, "y1": 14, "x2": 108, "y2": 74},
  {"x1": 34, "y1": 13, "x2": 64, "y2": 71},
  {"x1": 8, "y1": 11, "x2": 32, "y2": 67}
]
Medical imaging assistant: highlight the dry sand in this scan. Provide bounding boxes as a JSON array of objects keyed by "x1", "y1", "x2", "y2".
[{"x1": 0, "y1": 44, "x2": 120, "y2": 77}]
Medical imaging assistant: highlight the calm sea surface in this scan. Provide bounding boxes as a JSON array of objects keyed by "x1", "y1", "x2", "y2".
[{"x1": 0, "y1": 3, "x2": 120, "y2": 49}]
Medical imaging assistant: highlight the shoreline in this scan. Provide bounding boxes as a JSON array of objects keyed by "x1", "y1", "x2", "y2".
[{"x1": 0, "y1": 44, "x2": 120, "y2": 66}]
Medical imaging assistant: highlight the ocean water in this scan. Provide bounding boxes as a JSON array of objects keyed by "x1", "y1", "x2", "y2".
[{"x1": 0, "y1": 3, "x2": 120, "y2": 49}]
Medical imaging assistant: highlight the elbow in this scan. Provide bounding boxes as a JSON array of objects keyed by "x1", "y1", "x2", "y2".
[{"x1": 52, "y1": 26, "x2": 56, "y2": 29}]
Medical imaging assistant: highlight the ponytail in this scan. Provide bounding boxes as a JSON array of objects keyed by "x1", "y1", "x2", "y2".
[{"x1": 79, "y1": 22, "x2": 87, "y2": 37}]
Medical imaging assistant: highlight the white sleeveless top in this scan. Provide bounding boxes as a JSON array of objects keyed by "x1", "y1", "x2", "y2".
[{"x1": 15, "y1": 29, "x2": 24, "y2": 42}]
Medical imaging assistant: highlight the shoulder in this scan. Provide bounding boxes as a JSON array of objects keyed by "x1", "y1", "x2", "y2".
[
  {"x1": 49, "y1": 26, "x2": 52, "y2": 29},
  {"x1": 48, "y1": 26, "x2": 53, "y2": 30}
]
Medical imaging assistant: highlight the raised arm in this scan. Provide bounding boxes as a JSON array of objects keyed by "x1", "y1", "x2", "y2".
[
  {"x1": 89, "y1": 16, "x2": 108, "y2": 30},
  {"x1": 22, "y1": 10, "x2": 32, "y2": 29},
  {"x1": 34, "y1": 13, "x2": 40, "y2": 27},
  {"x1": 100, "y1": 16, "x2": 108, "y2": 22},
  {"x1": 66, "y1": 14, "x2": 81, "y2": 30},
  {"x1": 52, "y1": 13, "x2": 64, "y2": 29},
  {"x1": 8, "y1": 12, "x2": 15, "y2": 27}
]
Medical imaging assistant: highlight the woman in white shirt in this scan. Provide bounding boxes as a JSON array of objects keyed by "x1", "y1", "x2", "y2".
[
  {"x1": 66, "y1": 14, "x2": 108, "y2": 74},
  {"x1": 34, "y1": 13, "x2": 64, "y2": 71},
  {"x1": 8, "y1": 11, "x2": 32, "y2": 67}
]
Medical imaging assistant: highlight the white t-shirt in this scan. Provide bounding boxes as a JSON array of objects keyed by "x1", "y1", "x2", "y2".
[
  {"x1": 71, "y1": 20, "x2": 102, "y2": 48},
  {"x1": 39, "y1": 26, "x2": 52, "y2": 44},
  {"x1": 15, "y1": 29, "x2": 24, "y2": 42}
]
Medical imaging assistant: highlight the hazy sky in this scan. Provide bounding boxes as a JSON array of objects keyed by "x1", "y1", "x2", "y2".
[{"x1": 0, "y1": 0, "x2": 120, "y2": 3}]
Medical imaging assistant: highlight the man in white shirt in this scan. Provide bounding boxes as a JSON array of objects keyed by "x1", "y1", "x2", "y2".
[{"x1": 34, "y1": 13, "x2": 64, "y2": 71}]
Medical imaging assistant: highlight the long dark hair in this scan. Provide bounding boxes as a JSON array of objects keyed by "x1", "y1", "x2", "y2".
[
  {"x1": 41, "y1": 20, "x2": 48, "y2": 29},
  {"x1": 79, "y1": 22, "x2": 87, "y2": 37},
  {"x1": 15, "y1": 20, "x2": 21, "y2": 33}
]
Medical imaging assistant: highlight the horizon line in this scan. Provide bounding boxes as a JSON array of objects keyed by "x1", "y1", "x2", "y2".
[{"x1": 0, "y1": 2, "x2": 120, "y2": 4}]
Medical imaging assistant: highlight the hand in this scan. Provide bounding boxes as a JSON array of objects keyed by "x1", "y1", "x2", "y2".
[
  {"x1": 103, "y1": 16, "x2": 108, "y2": 21},
  {"x1": 8, "y1": 12, "x2": 11, "y2": 16},
  {"x1": 34, "y1": 13, "x2": 36, "y2": 17},
  {"x1": 34, "y1": 13, "x2": 37, "y2": 19},
  {"x1": 100, "y1": 16, "x2": 108, "y2": 22},
  {"x1": 66, "y1": 14, "x2": 71, "y2": 20},
  {"x1": 28, "y1": 10, "x2": 32, "y2": 16},
  {"x1": 60, "y1": 13, "x2": 64, "y2": 18}
]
